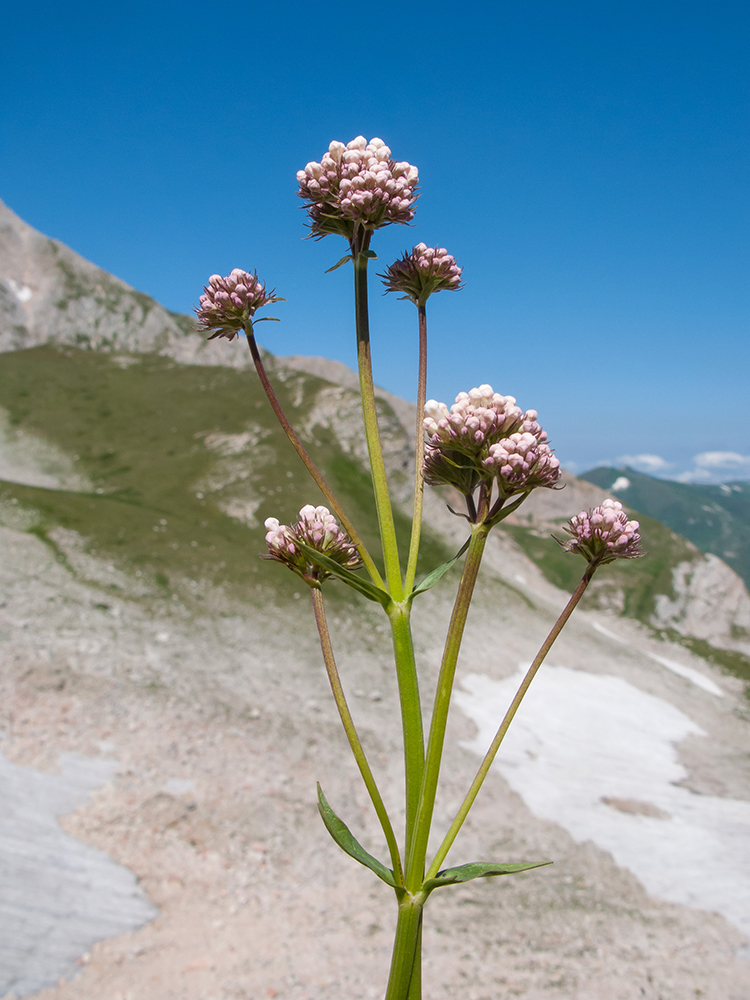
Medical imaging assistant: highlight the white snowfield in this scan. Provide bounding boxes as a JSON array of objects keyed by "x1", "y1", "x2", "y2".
[
  {"x1": 0, "y1": 752, "x2": 157, "y2": 995},
  {"x1": 456, "y1": 664, "x2": 750, "y2": 940}
]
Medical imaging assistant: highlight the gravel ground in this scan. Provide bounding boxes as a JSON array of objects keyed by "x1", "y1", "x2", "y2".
[{"x1": 1, "y1": 522, "x2": 749, "y2": 1000}]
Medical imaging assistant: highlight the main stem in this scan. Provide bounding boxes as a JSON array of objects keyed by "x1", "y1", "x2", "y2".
[
  {"x1": 245, "y1": 330, "x2": 383, "y2": 589},
  {"x1": 310, "y1": 586, "x2": 404, "y2": 885},
  {"x1": 426, "y1": 565, "x2": 595, "y2": 879},
  {"x1": 404, "y1": 303, "x2": 428, "y2": 595},
  {"x1": 352, "y1": 241, "x2": 403, "y2": 600},
  {"x1": 407, "y1": 522, "x2": 490, "y2": 887},
  {"x1": 383, "y1": 892, "x2": 425, "y2": 1000},
  {"x1": 388, "y1": 603, "x2": 425, "y2": 866}
]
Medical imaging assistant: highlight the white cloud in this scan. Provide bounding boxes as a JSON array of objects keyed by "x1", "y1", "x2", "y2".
[
  {"x1": 616, "y1": 454, "x2": 672, "y2": 473},
  {"x1": 675, "y1": 469, "x2": 713, "y2": 483},
  {"x1": 693, "y1": 451, "x2": 750, "y2": 470}
]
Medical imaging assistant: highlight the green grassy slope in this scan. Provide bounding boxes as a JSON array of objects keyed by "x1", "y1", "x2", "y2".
[{"x1": 0, "y1": 346, "x2": 451, "y2": 608}]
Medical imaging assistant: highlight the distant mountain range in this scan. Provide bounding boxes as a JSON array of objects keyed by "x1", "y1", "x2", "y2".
[{"x1": 579, "y1": 467, "x2": 750, "y2": 589}]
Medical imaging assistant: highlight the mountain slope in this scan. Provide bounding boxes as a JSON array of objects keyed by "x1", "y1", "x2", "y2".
[{"x1": 579, "y1": 466, "x2": 750, "y2": 589}]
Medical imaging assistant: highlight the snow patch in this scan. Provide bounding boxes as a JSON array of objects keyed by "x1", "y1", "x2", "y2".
[
  {"x1": 7, "y1": 278, "x2": 32, "y2": 303},
  {"x1": 0, "y1": 751, "x2": 156, "y2": 994},
  {"x1": 610, "y1": 476, "x2": 631, "y2": 491},
  {"x1": 592, "y1": 622, "x2": 723, "y2": 695},
  {"x1": 646, "y1": 652, "x2": 723, "y2": 696},
  {"x1": 455, "y1": 666, "x2": 750, "y2": 939}
]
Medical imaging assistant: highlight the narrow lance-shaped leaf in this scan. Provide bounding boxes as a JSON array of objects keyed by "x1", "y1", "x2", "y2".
[
  {"x1": 297, "y1": 541, "x2": 392, "y2": 609},
  {"x1": 325, "y1": 255, "x2": 353, "y2": 273},
  {"x1": 317, "y1": 784, "x2": 398, "y2": 889},
  {"x1": 422, "y1": 860, "x2": 552, "y2": 895},
  {"x1": 409, "y1": 537, "x2": 471, "y2": 602}
]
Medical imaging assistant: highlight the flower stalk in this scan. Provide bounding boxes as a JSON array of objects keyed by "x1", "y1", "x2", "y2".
[
  {"x1": 427, "y1": 563, "x2": 596, "y2": 880},
  {"x1": 352, "y1": 247, "x2": 404, "y2": 600},
  {"x1": 245, "y1": 329, "x2": 384, "y2": 589},
  {"x1": 310, "y1": 585, "x2": 404, "y2": 885},
  {"x1": 404, "y1": 302, "x2": 428, "y2": 596},
  {"x1": 407, "y1": 521, "x2": 490, "y2": 887}
]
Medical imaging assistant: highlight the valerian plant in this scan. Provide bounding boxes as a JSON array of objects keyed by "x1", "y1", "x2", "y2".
[{"x1": 195, "y1": 135, "x2": 644, "y2": 1000}]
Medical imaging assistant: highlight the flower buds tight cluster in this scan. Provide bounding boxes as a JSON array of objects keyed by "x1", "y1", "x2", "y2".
[
  {"x1": 558, "y1": 499, "x2": 643, "y2": 564},
  {"x1": 195, "y1": 269, "x2": 281, "y2": 340},
  {"x1": 422, "y1": 385, "x2": 561, "y2": 503},
  {"x1": 264, "y1": 506, "x2": 362, "y2": 585},
  {"x1": 380, "y1": 244, "x2": 463, "y2": 305},
  {"x1": 297, "y1": 137, "x2": 419, "y2": 239}
]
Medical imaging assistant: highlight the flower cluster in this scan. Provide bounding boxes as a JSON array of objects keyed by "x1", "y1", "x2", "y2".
[
  {"x1": 423, "y1": 385, "x2": 561, "y2": 501},
  {"x1": 296, "y1": 137, "x2": 419, "y2": 239},
  {"x1": 264, "y1": 505, "x2": 362, "y2": 585},
  {"x1": 379, "y1": 244, "x2": 463, "y2": 305},
  {"x1": 195, "y1": 269, "x2": 282, "y2": 341},
  {"x1": 557, "y1": 499, "x2": 643, "y2": 564}
]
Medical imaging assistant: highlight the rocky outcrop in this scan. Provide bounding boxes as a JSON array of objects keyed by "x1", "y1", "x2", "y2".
[
  {"x1": 0, "y1": 198, "x2": 235, "y2": 368},
  {"x1": 652, "y1": 554, "x2": 750, "y2": 654}
]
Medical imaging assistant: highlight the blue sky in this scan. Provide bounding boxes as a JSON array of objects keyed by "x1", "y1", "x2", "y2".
[{"x1": 2, "y1": 1, "x2": 748, "y2": 483}]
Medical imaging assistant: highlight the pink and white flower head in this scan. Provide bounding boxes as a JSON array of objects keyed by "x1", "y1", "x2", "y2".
[
  {"x1": 297, "y1": 137, "x2": 419, "y2": 240},
  {"x1": 195, "y1": 269, "x2": 283, "y2": 341},
  {"x1": 557, "y1": 499, "x2": 643, "y2": 565},
  {"x1": 263, "y1": 505, "x2": 362, "y2": 585},
  {"x1": 422, "y1": 384, "x2": 561, "y2": 503},
  {"x1": 379, "y1": 244, "x2": 463, "y2": 305}
]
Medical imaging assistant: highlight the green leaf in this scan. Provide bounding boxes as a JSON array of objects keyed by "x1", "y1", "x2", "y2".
[
  {"x1": 325, "y1": 255, "x2": 353, "y2": 273},
  {"x1": 423, "y1": 860, "x2": 551, "y2": 894},
  {"x1": 317, "y1": 784, "x2": 398, "y2": 888},
  {"x1": 409, "y1": 537, "x2": 471, "y2": 601},
  {"x1": 296, "y1": 541, "x2": 392, "y2": 608},
  {"x1": 359, "y1": 249, "x2": 378, "y2": 261}
]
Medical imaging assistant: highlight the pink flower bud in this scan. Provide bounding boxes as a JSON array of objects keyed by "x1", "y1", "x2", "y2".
[
  {"x1": 297, "y1": 136, "x2": 419, "y2": 239},
  {"x1": 194, "y1": 269, "x2": 283, "y2": 341},
  {"x1": 379, "y1": 244, "x2": 464, "y2": 305},
  {"x1": 557, "y1": 499, "x2": 644, "y2": 565},
  {"x1": 263, "y1": 506, "x2": 362, "y2": 585},
  {"x1": 422, "y1": 385, "x2": 561, "y2": 502}
]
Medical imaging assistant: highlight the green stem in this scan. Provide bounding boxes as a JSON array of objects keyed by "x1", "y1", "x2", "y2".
[
  {"x1": 352, "y1": 240, "x2": 403, "y2": 600},
  {"x1": 245, "y1": 329, "x2": 383, "y2": 589},
  {"x1": 310, "y1": 587, "x2": 404, "y2": 885},
  {"x1": 426, "y1": 565, "x2": 595, "y2": 880},
  {"x1": 406, "y1": 915, "x2": 422, "y2": 1000},
  {"x1": 387, "y1": 602, "x2": 425, "y2": 868},
  {"x1": 404, "y1": 303, "x2": 428, "y2": 596},
  {"x1": 384, "y1": 893, "x2": 425, "y2": 1000},
  {"x1": 407, "y1": 522, "x2": 490, "y2": 887}
]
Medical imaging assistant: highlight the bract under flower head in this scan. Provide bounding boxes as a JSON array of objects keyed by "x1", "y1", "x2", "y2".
[
  {"x1": 557, "y1": 499, "x2": 643, "y2": 565},
  {"x1": 296, "y1": 137, "x2": 419, "y2": 240},
  {"x1": 422, "y1": 385, "x2": 561, "y2": 503},
  {"x1": 264, "y1": 505, "x2": 362, "y2": 585},
  {"x1": 379, "y1": 244, "x2": 463, "y2": 305},
  {"x1": 194, "y1": 269, "x2": 283, "y2": 341}
]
